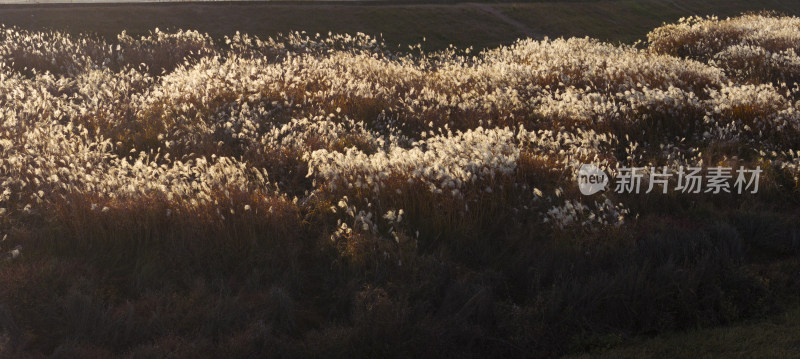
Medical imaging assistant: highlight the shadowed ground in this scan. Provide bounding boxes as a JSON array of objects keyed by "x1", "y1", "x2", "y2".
[{"x1": 0, "y1": 0, "x2": 798, "y2": 49}]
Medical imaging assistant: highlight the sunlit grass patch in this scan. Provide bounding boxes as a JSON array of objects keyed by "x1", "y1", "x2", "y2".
[{"x1": 1, "y1": 12, "x2": 800, "y2": 359}]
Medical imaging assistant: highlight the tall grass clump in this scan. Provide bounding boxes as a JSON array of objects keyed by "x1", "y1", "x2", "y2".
[
  {"x1": 648, "y1": 13, "x2": 800, "y2": 86},
  {"x1": 0, "y1": 13, "x2": 799, "y2": 358}
]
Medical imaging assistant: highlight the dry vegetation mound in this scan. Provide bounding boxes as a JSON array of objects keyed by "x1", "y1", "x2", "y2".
[{"x1": 0, "y1": 13, "x2": 799, "y2": 358}]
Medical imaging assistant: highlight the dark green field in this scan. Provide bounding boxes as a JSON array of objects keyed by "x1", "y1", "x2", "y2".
[{"x1": 1, "y1": 0, "x2": 799, "y2": 49}]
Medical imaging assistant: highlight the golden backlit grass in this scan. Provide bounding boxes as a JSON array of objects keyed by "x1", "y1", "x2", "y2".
[{"x1": 1, "y1": 12, "x2": 800, "y2": 359}]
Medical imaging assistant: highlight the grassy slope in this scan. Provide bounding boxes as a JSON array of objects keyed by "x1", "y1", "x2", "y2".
[
  {"x1": 565, "y1": 303, "x2": 800, "y2": 359},
  {"x1": 3, "y1": 2, "x2": 800, "y2": 358},
  {"x1": 498, "y1": 0, "x2": 800, "y2": 44},
  {"x1": 0, "y1": 3, "x2": 525, "y2": 50},
  {"x1": 0, "y1": 0, "x2": 798, "y2": 50}
]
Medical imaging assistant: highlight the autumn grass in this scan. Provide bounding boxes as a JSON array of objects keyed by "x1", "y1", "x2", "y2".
[
  {"x1": 2, "y1": 12, "x2": 800, "y2": 359},
  {"x1": 499, "y1": 0, "x2": 800, "y2": 44}
]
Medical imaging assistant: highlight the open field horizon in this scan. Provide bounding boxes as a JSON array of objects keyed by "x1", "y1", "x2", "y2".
[{"x1": 1, "y1": 0, "x2": 799, "y2": 49}]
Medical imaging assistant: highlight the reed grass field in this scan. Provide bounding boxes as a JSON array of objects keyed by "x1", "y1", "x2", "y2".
[{"x1": 1, "y1": 2, "x2": 800, "y2": 358}]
